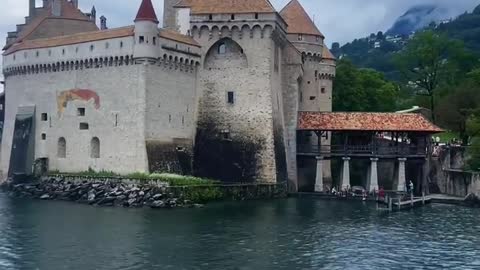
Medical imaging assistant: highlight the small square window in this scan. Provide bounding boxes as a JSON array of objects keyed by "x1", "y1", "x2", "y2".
[
  {"x1": 321, "y1": 87, "x2": 326, "y2": 94},
  {"x1": 41, "y1": 133, "x2": 46, "y2": 140},
  {"x1": 309, "y1": 96, "x2": 316, "y2": 101},
  {"x1": 227, "y1": 91, "x2": 235, "y2": 104},
  {"x1": 139, "y1": 36, "x2": 145, "y2": 44},
  {"x1": 79, "y1": 123, "x2": 89, "y2": 130},
  {"x1": 77, "y1": 108, "x2": 85, "y2": 116},
  {"x1": 41, "y1": 113, "x2": 48, "y2": 121},
  {"x1": 153, "y1": 37, "x2": 157, "y2": 45}
]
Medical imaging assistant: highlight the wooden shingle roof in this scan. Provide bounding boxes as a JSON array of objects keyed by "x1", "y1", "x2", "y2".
[
  {"x1": 280, "y1": 0, "x2": 324, "y2": 37},
  {"x1": 175, "y1": 0, "x2": 276, "y2": 14},
  {"x1": 298, "y1": 112, "x2": 443, "y2": 133}
]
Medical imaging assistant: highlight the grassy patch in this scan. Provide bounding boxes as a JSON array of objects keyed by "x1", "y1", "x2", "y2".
[{"x1": 49, "y1": 170, "x2": 218, "y2": 187}]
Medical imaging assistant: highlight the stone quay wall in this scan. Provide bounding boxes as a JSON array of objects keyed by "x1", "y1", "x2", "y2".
[{"x1": 0, "y1": 175, "x2": 287, "y2": 209}]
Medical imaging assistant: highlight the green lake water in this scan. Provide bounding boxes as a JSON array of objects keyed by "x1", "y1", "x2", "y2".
[{"x1": 1, "y1": 192, "x2": 480, "y2": 270}]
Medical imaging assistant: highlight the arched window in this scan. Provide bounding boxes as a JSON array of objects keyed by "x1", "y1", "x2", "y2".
[
  {"x1": 218, "y1": 42, "x2": 226, "y2": 54},
  {"x1": 90, "y1": 137, "x2": 100, "y2": 158},
  {"x1": 58, "y1": 137, "x2": 66, "y2": 158}
]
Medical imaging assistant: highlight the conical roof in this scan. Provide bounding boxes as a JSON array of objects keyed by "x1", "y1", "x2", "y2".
[
  {"x1": 280, "y1": 0, "x2": 324, "y2": 37},
  {"x1": 135, "y1": 0, "x2": 159, "y2": 23},
  {"x1": 322, "y1": 46, "x2": 336, "y2": 60},
  {"x1": 175, "y1": 0, "x2": 275, "y2": 14}
]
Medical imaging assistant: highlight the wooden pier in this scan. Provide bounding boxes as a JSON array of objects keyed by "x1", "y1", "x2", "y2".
[{"x1": 377, "y1": 194, "x2": 431, "y2": 212}]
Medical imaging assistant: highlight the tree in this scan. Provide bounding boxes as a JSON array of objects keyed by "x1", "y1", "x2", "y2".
[
  {"x1": 377, "y1": 31, "x2": 384, "y2": 40},
  {"x1": 467, "y1": 115, "x2": 480, "y2": 171},
  {"x1": 436, "y1": 79, "x2": 480, "y2": 144},
  {"x1": 394, "y1": 31, "x2": 468, "y2": 123},
  {"x1": 333, "y1": 60, "x2": 398, "y2": 112}
]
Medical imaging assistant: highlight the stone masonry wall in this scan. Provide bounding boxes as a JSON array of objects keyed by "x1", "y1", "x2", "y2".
[
  {"x1": 1, "y1": 64, "x2": 149, "y2": 177},
  {"x1": 144, "y1": 64, "x2": 198, "y2": 174},
  {"x1": 193, "y1": 25, "x2": 278, "y2": 183}
]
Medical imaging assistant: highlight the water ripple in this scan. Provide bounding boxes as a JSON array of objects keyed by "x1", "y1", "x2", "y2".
[{"x1": 1, "y1": 194, "x2": 480, "y2": 269}]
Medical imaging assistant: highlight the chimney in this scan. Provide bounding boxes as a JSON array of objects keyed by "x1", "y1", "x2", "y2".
[
  {"x1": 90, "y1": 6, "x2": 96, "y2": 22},
  {"x1": 29, "y1": 0, "x2": 36, "y2": 17},
  {"x1": 100, "y1": 16, "x2": 108, "y2": 30}
]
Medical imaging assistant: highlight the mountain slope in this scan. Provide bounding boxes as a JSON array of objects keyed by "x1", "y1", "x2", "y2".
[{"x1": 386, "y1": 4, "x2": 449, "y2": 36}]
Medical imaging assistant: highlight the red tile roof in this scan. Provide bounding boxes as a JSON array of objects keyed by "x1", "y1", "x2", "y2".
[
  {"x1": 322, "y1": 46, "x2": 336, "y2": 60},
  {"x1": 175, "y1": 0, "x2": 276, "y2": 14},
  {"x1": 3, "y1": 1, "x2": 98, "y2": 50},
  {"x1": 135, "y1": 0, "x2": 159, "y2": 23},
  {"x1": 280, "y1": 0, "x2": 324, "y2": 37},
  {"x1": 298, "y1": 112, "x2": 443, "y2": 133},
  {"x1": 4, "y1": 26, "x2": 199, "y2": 55}
]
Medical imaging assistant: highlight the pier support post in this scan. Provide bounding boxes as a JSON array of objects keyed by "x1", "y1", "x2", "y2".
[
  {"x1": 395, "y1": 158, "x2": 407, "y2": 192},
  {"x1": 367, "y1": 158, "x2": 379, "y2": 193},
  {"x1": 340, "y1": 157, "x2": 351, "y2": 190},
  {"x1": 314, "y1": 156, "x2": 324, "y2": 192}
]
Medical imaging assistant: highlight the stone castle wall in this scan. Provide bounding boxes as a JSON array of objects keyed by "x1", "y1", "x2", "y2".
[
  {"x1": 144, "y1": 64, "x2": 198, "y2": 174},
  {"x1": 192, "y1": 24, "x2": 280, "y2": 183},
  {"x1": 1, "y1": 64, "x2": 149, "y2": 176}
]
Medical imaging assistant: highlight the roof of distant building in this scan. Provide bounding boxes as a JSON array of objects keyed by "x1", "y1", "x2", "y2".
[
  {"x1": 279, "y1": 0, "x2": 324, "y2": 37},
  {"x1": 135, "y1": 0, "x2": 159, "y2": 24},
  {"x1": 3, "y1": 25, "x2": 199, "y2": 55},
  {"x1": 3, "y1": 1, "x2": 98, "y2": 51},
  {"x1": 175, "y1": 0, "x2": 276, "y2": 14},
  {"x1": 298, "y1": 112, "x2": 443, "y2": 133}
]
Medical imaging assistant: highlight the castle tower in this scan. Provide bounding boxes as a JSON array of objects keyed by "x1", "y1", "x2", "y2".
[
  {"x1": 133, "y1": 0, "x2": 159, "y2": 61},
  {"x1": 163, "y1": 0, "x2": 179, "y2": 31},
  {"x1": 280, "y1": 0, "x2": 327, "y2": 112}
]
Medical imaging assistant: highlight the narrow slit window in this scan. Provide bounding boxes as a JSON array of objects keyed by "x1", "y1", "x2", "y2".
[
  {"x1": 231, "y1": 14, "x2": 235, "y2": 20},
  {"x1": 153, "y1": 37, "x2": 157, "y2": 45},
  {"x1": 227, "y1": 91, "x2": 235, "y2": 104},
  {"x1": 139, "y1": 36, "x2": 145, "y2": 44},
  {"x1": 41, "y1": 133, "x2": 46, "y2": 140},
  {"x1": 321, "y1": 87, "x2": 326, "y2": 94},
  {"x1": 209, "y1": 14, "x2": 213, "y2": 20},
  {"x1": 255, "y1": 13, "x2": 259, "y2": 19},
  {"x1": 41, "y1": 113, "x2": 48, "y2": 121}
]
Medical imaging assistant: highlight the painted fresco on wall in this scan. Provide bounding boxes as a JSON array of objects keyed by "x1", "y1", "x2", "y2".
[{"x1": 57, "y1": 89, "x2": 100, "y2": 116}]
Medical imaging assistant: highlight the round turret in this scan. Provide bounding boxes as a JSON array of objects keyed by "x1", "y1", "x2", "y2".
[{"x1": 133, "y1": 0, "x2": 159, "y2": 61}]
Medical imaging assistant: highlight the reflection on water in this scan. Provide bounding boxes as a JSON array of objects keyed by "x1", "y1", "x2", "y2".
[{"x1": 1, "y1": 193, "x2": 480, "y2": 270}]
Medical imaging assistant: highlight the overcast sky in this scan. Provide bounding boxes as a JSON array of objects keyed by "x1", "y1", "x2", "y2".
[{"x1": 0, "y1": 0, "x2": 478, "y2": 90}]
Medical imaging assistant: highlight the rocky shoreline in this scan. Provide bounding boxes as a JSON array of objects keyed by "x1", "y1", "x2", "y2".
[
  {"x1": 0, "y1": 176, "x2": 288, "y2": 209},
  {"x1": 1, "y1": 177, "x2": 205, "y2": 209}
]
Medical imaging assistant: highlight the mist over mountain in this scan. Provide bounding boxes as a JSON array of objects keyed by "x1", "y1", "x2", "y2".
[{"x1": 387, "y1": 4, "x2": 454, "y2": 36}]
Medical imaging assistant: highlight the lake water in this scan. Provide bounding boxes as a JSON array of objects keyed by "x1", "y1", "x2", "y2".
[{"x1": 1, "y1": 192, "x2": 480, "y2": 270}]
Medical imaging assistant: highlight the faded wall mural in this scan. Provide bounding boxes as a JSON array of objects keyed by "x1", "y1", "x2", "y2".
[{"x1": 57, "y1": 89, "x2": 100, "y2": 116}]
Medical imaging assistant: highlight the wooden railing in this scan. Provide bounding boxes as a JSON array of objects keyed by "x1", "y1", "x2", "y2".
[{"x1": 297, "y1": 144, "x2": 428, "y2": 157}]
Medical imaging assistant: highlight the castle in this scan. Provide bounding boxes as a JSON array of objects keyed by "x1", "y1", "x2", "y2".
[{"x1": 1, "y1": 0, "x2": 336, "y2": 191}]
